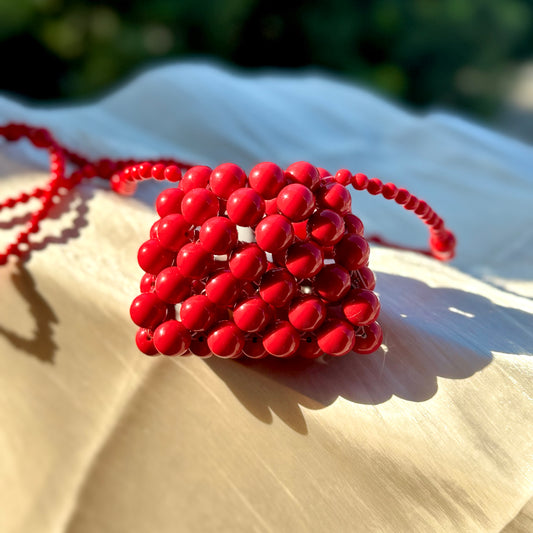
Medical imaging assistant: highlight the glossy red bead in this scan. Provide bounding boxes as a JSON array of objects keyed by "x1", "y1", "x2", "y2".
[
  {"x1": 229, "y1": 243, "x2": 267, "y2": 281},
  {"x1": 295, "y1": 333, "x2": 322, "y2": 359},
  {"x1": 150, "y1": 163, "x2": 165, "y2": 180},
  {"x1": 226, "y1": 188, "x2": 265, "y2": 227},
  {"x1": 352, "y1": 173, "x2": 368, "y2": 191},
  {"x1": 156, "y1": 214, "x2": 194, "y2": 251},
  {"x1": 288, "y1": 296, "x2": 326, "y2": 331},
  {"x1": 285, "y1": 241, "x2": 324, "y2": 278},
  {"x1": 179, "y1": 165, "x2": 211, "y2": 192},
  {"x1": 137, "y1": 238, "x2": 175, "y2": 274},
  {"x1": 156, "y1": 187, "x2": 185, "y2": 217},
  {"x1": 248, "y1": 162, "x2": 286, "y2": 199},
  {"x1": 176, "y1": 243, "x2": 211, "y2": 279},
  {"x1": 344, "y1": 213, "x2": 364, "y2": 236},
  {"x1": 342, "y1": 288, "x2": 380, "y2": 326},
  {"x1": 155, "y1": 266, "x2": 190, "y2": 304},
  {"x1": 207, "y1": 320, "x2": 245, "y2": 358},
  {"x1": 262, "y1": 320, "x2": 300, "y2": 358},
  {"x1": 285, "y1": 161, "x2": 320, "y2": 190},
  {"x1": 209, "y1": 163, "x2": 247, "y2": 199},
  {"x1": 276, "y1": 183, "x2": 315, "y2": 222},
  {"x1": 233, "y1": 297, "x2": 273, "y2": 332},
  {"x1": 189, "y1": 333, "x2": 212, "y2": 357},
  {"x1": 164, "y1": 165, "x2": 182, "y2": 182},
  {"x1": 314, "y1": 264, "x2": 351, "y2": 302},
  {"x1": 130, "y1": 292, "x2": 167, "y2": 329},
  {"x1": 354, "y1": 266, "x2": 376, "y2": 291},
  {"x1": 307, "y1": 209, "x2": 345, "y2": 246},
  {"x1": 367, "y1": 178, "x2": 383, "y2": 195},
  {"x1": 181, "y1": 188, "x2": 219, "y2": 226},
  {"x1": 334, "y1": 234, "x2": 370, "y2": 271},
  {"x1": 316, "y1": 181, "x2": 352, "y2": 215},
  {"x1": 153, "y1": 320, "x2": 191, "y2": 356},
  {"x1": 180, "y1": 295, "x2": 217, "y2": 331},
  {"x1": 258, "y1": 268, "x2": 297, "y2": 308},
  {"x1": 140, "y1": 272, "x2": 156, "y2": 293},
  {"x1": 316, "y1": 319, "x2": 356, "y2": 356},
  {"x1": 382, "y1": 182, "x2": 398, "y2": 200},
  {"x1": 255, "y1": 214, "x2": 294, "y2": 252},
  {"x1": 242, "y1": 334, "x2": 268, "y2": 359},
  {"x1": 135, "y1": 328, "x2": 159, "y2": 356},
  {"x1": 353, "y1": 322, "x2": 383, "y2": 354},
  {"x1": 205, "y1": 270, "x2": 240, "y2": 307},
  {"x1": 199, "y1": 216, "x2": 238, "y2": 254},
  {"x1": 430, "y1": 229, "x2": 456, "y2": 260},
  {"x1": 334, "y1": 169, "x2": 352, "y2": 185}
]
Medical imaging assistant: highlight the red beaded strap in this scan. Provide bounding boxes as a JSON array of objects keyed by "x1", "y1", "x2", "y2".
[{"x1": 0, "y1": 122, "x2": 456, "y2": 264}]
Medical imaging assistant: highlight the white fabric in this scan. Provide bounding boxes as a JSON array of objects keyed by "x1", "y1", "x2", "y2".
[{"x1": 0, "y1": 61, "x2": 532, "y2": 533}]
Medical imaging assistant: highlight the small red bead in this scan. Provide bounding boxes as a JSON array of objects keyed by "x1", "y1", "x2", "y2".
[
  {"x1": 334, "y1": 234, "x2": 370, "y2": 270},
  {"x1": 285, "y1": 161, "x2": 320, "y2": 190},
  {"x1": 259, "y1": 268, "x2": 297, "y2": 308},
  {"x1": 189, "y1": 333, "x2": 212, "y2": 357},
  {"x1": 316, "y1": 319, "x2": 356, "y2": 356},
  {"x1": 138, "y1": 162, "x2": 153, "y2": 179},
  {"x1": 130, "y1": 292, "x2": 167, "y2": 329},
  {"x1": 314, "y1": 264, "x2": 351, "y2": 302},
  {"x1": 404, "y1": 195, "x2": 419, "y2": 211},
  {"x1": 138, "y1": 239, "x2": 175, "y2": 274},
  {"x1": 153, "y1": 320, "x2": 191, "y2": 356},
  {"x1": 199, "y1": 216, "x2": 238, "y2": 254},
  {"x1": 395, "y1": 188, "x2": 410, "y2": 205},
  {"x1": 255, "y1": 214, "x2": 294, "y2": 252},
  {"x1": 205, "y1": 270, "x2": 240, "y2": 306},
  {"x1": 334, "y1": 169, "x2": 352, "y2": 185},
  {"x1": 210, "y1": 163, "x2": 247, "y2": 199},
  {"x1": 276, "y1": 183, "x2": 315, "y2": 222},
  {"x1": 242, "y1": 334, "x2": 268, "y2": 359},
  {"x1": 288, "y1": 296, "x2": 326, "y2": 331},
  {"x1": 155, "y1": 267, "x2": 190, "y2": 303},
  {"x1": 229, "y1": 243, "x2": 268, "y2": 281},
  {"x1": 233, "y1": 297, "x2": 273, "y2": 332},
  {"x1": 415, "y1": 200, "x2": 430, "y2": 217},
  {"x1": 207, "y1": 320, "x2": 245, "y2": 358},
  {"x1": 226, "y1": 187, "x2": 265, "y2": 227},
  {"x1": 140, "y1": 272, "x2": 156, "y2": 293},
  {"x1": 295, "y1": 333, "x2": 322, "y2": 359},
  {"x1": 248, "y1": 162, "x2": 286, "y2": 199},
  {"x1": 180, "y1": 295, "x2": 217, "y2": 331},
  {"x1": 150, "y1": 220, "x2": 160, "y2": 239},
  {"x1": 430, "y1": 229, "x2": 456, "y2": 261},
  {"x1": 285, "y1": 241, "x2": 324, "y2": 278},
  {"x1": 262, "y1": 320, "x2": 300, "y2": 358},
  {"x1": 176, "y1": 243, "x2": 212, "y2": 279},
  {"x1": 344, "y1": 213, "x2": 364, "y2": 236},
  {"x1": 382, "y1": 182, "x2": 398, "y2": 200},
  {"x1": 135, "y1": 328, "x2": 159, "y2": 356},
  {"x1": 156, "y1": 188, "x2": 185, "y2": 217},
  {"x1": 353, "y1": 322, "x2": 383, "y2": 354},
  {"x1": 342, "y1": 288, "x2": 380, "y2": 326},
  {"x1": 367, "y1": 178, "x2": 383, "y2": 195},
  {"x1": 352, "y1": 173, "x2": 368, "y2": 190},
  {"x1": 179, "y1": 165, "x2": 211, "y2": 191},
  {"x1": 307, "y1": 209, "x2": 345, "y2": 246},
  {"x1": 156, "y1": 214, "x2": 194, "y2": 251},
  {"x1": 316, "y1": 181, "x2": 352, "y2": 215},
  {"x1": 354, "y1": 266, "x2": 376, "y2": 291},
  {"x1": 181, "y1": 188, "x2": 219, "y2": 225},
  {"x1": 150, "y1": 163, "x2": 165, "y2": 180}
]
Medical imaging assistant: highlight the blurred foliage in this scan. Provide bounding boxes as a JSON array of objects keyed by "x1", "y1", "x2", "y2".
[{"x1": 1, "y1": 0, "x2": 532, "y2": 116}]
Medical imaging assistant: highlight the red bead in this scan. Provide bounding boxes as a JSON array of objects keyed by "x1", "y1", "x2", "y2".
[
  {"x1": 295, "y1": 333, "x2": 322, "y2": 359},
  {"x1": 316, "y1": 180, "x2": 352, "y2": 215},
  {"x1": 382, "y1": 182, "x2": 398, "y2": 200},
  {"x1": 153, "y1": 320, "x2": 191, "y2": 356},
  {"x1": 140, "y1": 272, "x2": 156, "y2": 293},
  {"x1": 395, "y1": 188, "x2": 410, "y2": 205},
  {"x1": 354, "y1": 267, "x2": 376, "y2": 291},
  {"x1": 288, "y1": 296, "x2": 326, "y2": 331},
  {"x1": 150, "y1": 220, "x2": 160, "y2": 239},
  {"x1": 342, "y1": 288, "x2": 380, "y2": 325},
  {"x1": 207, "y1": 321, "x2": 245, "y2": 358},
  {"x1": 307, "y1": 209, "x2": 345, "y2": 246},
  {"x1": 209, "y1": 163, "x2": 247, "y2": 199},
  {"x1": 150, "y1": 163, "x2": 165, "y2": 180},
  {"x1": 242, "y1": 334, "x2": 268, "y2": 359},
  {"x1": 259, "y1": 268, "x2": 297, "y2": 308},
  {"x1": 367, "y1": 178, "x2": 382, "y2": 195},
  {"x1": 276, "y1": 183, "x2": 315, "y2": 222},
  {"x1": 199, "y1": 216, "x2": 238, "y2": 254},
  {"x1": 334, "y1": 234, "x2": 370, "y2": 270},
  {"x1": 262, "y1": 320, "x2": 300, "y2": 358},
  {"x1": 179, "y1": 165, "x2": 211, "y2": 192},
  {"x1": 180, "y1": 295, "x2": 217, "y2": 331},
  {"x1": 314, "y1": 264, "x2": 351, "y2": 302},
  {"x1": 156, "y1": 188, "x2": 185, "y2": 217},
  {"x1": 285, "y1": 241, "x2": 324, "y2": 278},
  {"x1": 130, "y1": 292, "x2": 167, "y2": 329},
  {"x1": 238, "y1": 280, "x2": 257, "y2": 300},
  {"x1": 353, "y1": 322, "x2": 383, "y2": 354},
  {"x1": 352, "y1": 173, "x2": 368, "y2": 190},
  {"x1": 156, "y1": 214, "x2": 194, "y2": 251},
  {"x1": 137, "y1": 239, "x2": 175, "y2": 274},
  {"x1": 155, "y1": 266, "x2": 190, "y2": 303},
  {"x1": 189, "y1": 333, "x2": 212, "y2": 357},
  {"x1": 229, "y1": 243, "x2": 267, "y2": 281},
  {"x1": 404, "y1": 195, "x2": 419, "y2": 211},
  {"x1": 205, "y1": 270, "x2": 240, "y2": 306},
  {"x1": 137, "y1": 162, "x2": 153, "y2": 179},
  {"x1": 285, "y1": 161, "x2": 320, "y2": 190},
  {"x1": 334, "y1": 169, "x2": 352, "y2": 185},
  {"x1": 226, "y1": 188, "x2": 265, "y2": 227},
  {"x1": 430, "y1": 229, "x2": 456, "y2": 261},
  {"x1": 316, "y1": 319, "x2": 356, "y2": 356},
  {"x1": 181, "y1": 188, "x2": 219, "y2": 225},
  {"x1": 344, "y1": 213, "x2": 364, "y2": 236},
  {"x1": 255, "y1": 214, "x2": 294, "y2": 252},
  {"x1": 176, "y1": 243, "x2": 212, "y2": 279},
  {"x1": 135, "y1": 328, "x2": 159, "y2": 356},
  {"x1": 317, "y1": 167, "x2": 332, "y2": 178},
  {"x1": 233, "y1": 297, "x2": 273, "y2": 332},
  {"x1": 248, "y1": 162, "x2": 286, "y2": 199}
]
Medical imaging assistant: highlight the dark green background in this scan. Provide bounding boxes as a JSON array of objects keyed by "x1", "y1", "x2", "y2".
[{"x1": 1, "y1": 0, "x2": 532, "y2": 118}]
